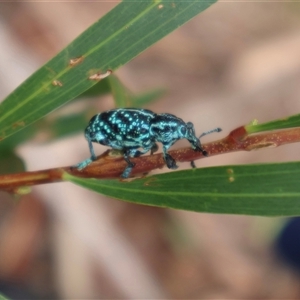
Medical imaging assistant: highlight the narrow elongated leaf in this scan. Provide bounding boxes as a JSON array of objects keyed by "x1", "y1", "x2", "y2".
[
  {"x1": 77, "y1": 73, "x2": 164, "y2": 108},
  {"x1": 0, "y1": 293, "x2": 10, "y2": 300},
  {"x1": 46, "y1": 113, "x2": 89, "y2": 140},
  {"x1": 246, "y1": 113, "x2": 300, "y2": 133},
  {"x1": 0, "y1": 151, "x2": 25, "y2": 174},
  {"x1": 0, "y1": 0, "x2": 217, "y2": 142},
  {"x1": 109, "y1": 75, "x2": 132, "y2": 107},
  {"x1": 76, "y1": 78, "x2": 111, "y2": 99},
  {"x1": 65, "y1": 162, "x2": 300, "y2": 216},
  {"x1": 108, "y1": 75, "x2": 163, "y2": 107},
  {"x1": 131, "y1": 88, "x2": 164, "y2": 107},
  {"x1": 0, "y1": 111, "x2": 90, "y2": 150}
]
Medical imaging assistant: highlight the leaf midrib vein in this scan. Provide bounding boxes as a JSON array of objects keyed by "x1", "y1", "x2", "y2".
[{"x1": 0, "y1": 1, "x2": 160, "y2": 126}]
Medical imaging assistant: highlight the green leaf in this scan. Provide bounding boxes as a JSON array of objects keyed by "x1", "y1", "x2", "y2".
[
  {"x1": 246, "y1": 113, "x2": 300, "y2": 134},
  {"x1": 64, "y1": 162, "x2": 300, "y2": 217},
  {"x1": 77, "y1": 73, "x2": 164, "y2": 108},
  {"x1": 0, "y1": 111, "x2": 90, "y2": 150},
  {"x1": 0, "y1": 124, "x2": 38, "y2": 150},
  {"x1": 45, "y1": 112, "x2": 89, "y2": 141},
  {"x1": 131, "y1": 88, "x2": 165, "y2": 107},
  {"x1": 0, "y1": 151, "x2": 25, "y2": 175},
  {"x1": 108, "y1": 74, "x2": 163, "y2": 107},
  {"x1": 76, "y1": 78, "x2": 111, "y2": 99},
  {"x1": 109, "y1": 75, "x2": 133, "y2": 107},
  {"x1": 0, "y1": 0, "x2": 217, "y2": 142},
  {"x1": 0, "y1": 293, "x2": 10, "y2": 300}
]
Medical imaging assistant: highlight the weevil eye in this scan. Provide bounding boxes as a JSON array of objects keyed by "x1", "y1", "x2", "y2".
[{"x1": 180, "y1": 126, "x2": 187, "y2": 135}]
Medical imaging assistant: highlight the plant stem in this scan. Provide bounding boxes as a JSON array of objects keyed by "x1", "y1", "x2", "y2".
[{"x1": 1, "y1": 126, "x2": 300, "y2": 193}]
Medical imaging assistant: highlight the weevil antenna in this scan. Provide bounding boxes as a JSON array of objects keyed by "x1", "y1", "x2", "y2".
[{"x1": 199, "y1": 127, "x2": 222, "y2": 139}]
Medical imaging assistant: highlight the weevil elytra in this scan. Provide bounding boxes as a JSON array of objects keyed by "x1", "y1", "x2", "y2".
[{"x1": 76, "y1": 108, "x2": 221, "y2": 178}]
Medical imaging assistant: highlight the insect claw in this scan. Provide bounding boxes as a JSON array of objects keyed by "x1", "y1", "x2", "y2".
[
  {"x1": 191, "y1": 161, "x2": 196, "y2": 168},
  {"x1": 121, "y1": 166, "x2": 133, "y2": 178},
  {"x1": 75, "y1": 158, "x2": 93, "y2": 170},
  {"x1": 165, "y1": 153, "x2": 178, "y2": 169}
]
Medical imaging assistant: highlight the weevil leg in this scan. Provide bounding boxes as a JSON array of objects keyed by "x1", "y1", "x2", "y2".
[
  {"x1": 186, "y1": 122, "x2": 208, "y2": 157},
  {"x1": 150, "y1": 143, "x2": 158, "y2": 155},
  {"x1": 194, "y1": 144, "x2": 208, "y2": 156},
  {"x1": 164, "y1": 153, "x2": 178, "y2": 169},
  {"x1": 75, "y1": 158, "x2": 93, "y2": 170},
  {"x1": 122, "y1": 144, "x2": 159, "y2": 177},
  {"x1": 191, "y1": 160, "x2": 196, "y2": 168},
  {"x1": 133, "y1": 143, "x2": 158, "y2": 156},
  {"x1": 75, "y1": 138, "x2": 97, "y2": 170},
  {"x1": 196, "y1": 127, "x2": 222, "y2": 157},
  {"x1": 88, "y1": 138, "x2": 97, "y2": 161},
  {"x1": 121, "y1": 149, "x2": 136, "y2": 178},
  {"x1": 162, "y1": 145, "x2": 178, "y2": 169},
  {"x1": 127, "y1": 146, "x2": 153, "y2": 158},
  {"x1": 190, "y1": 148, "x2": 207, "y2": 169},
  {"x1": 190, "y1": 140, "x2": 207, "y2": 169},
  {"x1": 191, "y1": 127, "x2": 222, "y2": 169}
]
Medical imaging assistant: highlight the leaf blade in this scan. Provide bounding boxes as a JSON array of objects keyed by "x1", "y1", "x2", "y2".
[
  {"x1": 246, "y1": 113, "x2": 300, "y2": 133},
  {"x1": 64, "y1": 161, "x2": 300, "y2": 216},
  {"x1": 0, "y1": 0, "x2": 217, "y2": 141}
]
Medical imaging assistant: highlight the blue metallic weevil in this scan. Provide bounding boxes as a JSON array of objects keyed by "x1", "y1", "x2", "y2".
[{"x1": 76, "y1": 108, "x2": 221, "y2": 178}]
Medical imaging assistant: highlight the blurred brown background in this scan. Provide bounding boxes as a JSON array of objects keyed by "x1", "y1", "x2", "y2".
[{"x1": 1, "y1": 1, "x2": 300, "y2": 299}]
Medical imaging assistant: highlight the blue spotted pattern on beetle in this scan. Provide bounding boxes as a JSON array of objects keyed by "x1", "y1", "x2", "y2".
[{"x1": 76, "y1": 108, "x2": 221, "y2": 178}]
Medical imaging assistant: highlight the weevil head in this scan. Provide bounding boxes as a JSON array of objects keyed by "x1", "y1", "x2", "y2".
[
  {"x1": 181, "y1": 122, "x2": 202, "y2": 150},
  {"x1": 151, "y1": 114, "x2": 199, "y2": 146},
  {"x1": 178, "y1": 122, "x2": 196, "y2": 139}
]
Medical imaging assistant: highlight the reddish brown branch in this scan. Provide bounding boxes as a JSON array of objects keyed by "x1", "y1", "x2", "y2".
[{"x1": 1, "y1": 126, "x2": 300, "y2": 193}]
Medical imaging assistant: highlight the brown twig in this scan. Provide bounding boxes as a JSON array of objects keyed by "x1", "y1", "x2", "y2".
[{"x1": 1, "y1": 126, "x2": 300, "y2": 193}]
